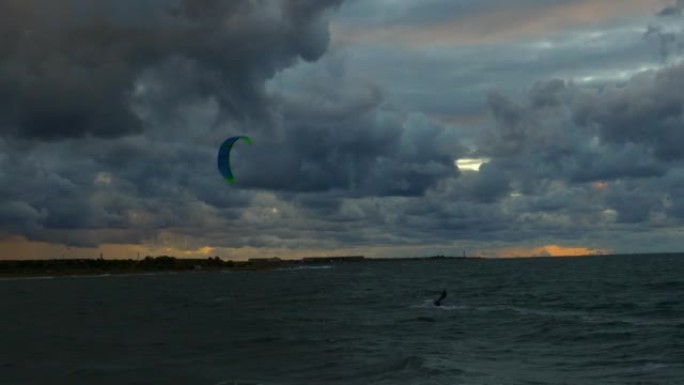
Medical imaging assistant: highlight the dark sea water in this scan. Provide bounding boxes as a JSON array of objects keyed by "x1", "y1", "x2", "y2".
[{"x1": 2, "y1": 254, "x2": 683, "y2": 385}]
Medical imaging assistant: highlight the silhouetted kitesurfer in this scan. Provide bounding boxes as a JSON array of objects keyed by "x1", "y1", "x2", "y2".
[{"x1": 434, "y1": 289, "x2": 447, "y2": 307}]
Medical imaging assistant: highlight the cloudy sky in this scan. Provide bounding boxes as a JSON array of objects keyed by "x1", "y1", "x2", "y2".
[{"x1": 2, "y1": 0, "x2": 684, "y2": 260}]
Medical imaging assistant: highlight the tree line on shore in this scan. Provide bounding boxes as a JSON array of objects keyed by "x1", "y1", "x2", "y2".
[
  {"x1": 0, "y1": 256, "x2": 244, "y2": 275},
  {"x1": 0, "y1": 254, "x2": 476, "y2": 276}
]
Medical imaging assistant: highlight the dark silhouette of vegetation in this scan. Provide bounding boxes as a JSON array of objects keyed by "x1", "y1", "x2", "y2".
[
  {"x1": 0, "y1": 256, "x2": 240, "y2": 276},
  {"x1": 0, "y1": 254, "x2": 480, "y2": 277}
]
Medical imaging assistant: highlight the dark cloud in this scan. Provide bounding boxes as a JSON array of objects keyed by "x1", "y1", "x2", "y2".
[
  {"x1": 237, "y1": 111, "x2": 456, "y2": 197},
  {"x1": 604, "y1": 182, "x2": 666, "y2": 224},
  {"x1": 567, "y1": 144, "x2": 666, "y2": 183},
  {"x1": 643, "y1": 24, "x2": 680, "y2": 62},
  {"x1": 0, "y1": 133, "x2": 256, "y2": 247},
  {"x1": 467, "y1": 59, "x2": 684, "y2": 233},
  {"x1": 645, "y1": 0, "x2": 684, "y2": 62},
  {"x1": 0, "y1": 0, "x2": 360, "y2": 246},
  {"x1": 239, "y1": 58, "x2": 460, "y2": 196},
  {"x1": 479, "y1": 68, "x2": 684, "y2": 188},
  {"x1": 0, "y1": 0, "x2": 346, "y2": 247},
  {"x1": 461, "y1": 164, "x2": 511, "y2": 203},
  {"x1": 574, "y1": 65, "x2": 684, "y2": 161},
  {"x1": 657, "y1": 0, "x2": 684, "y2": 17},
  {"x1": 0, "y1": 0, "x2": 343, "y2": 140},
  {"x1": 0, "y1": 0, "x2": 459, "y2": 248},
  {"x1": 5, "y1": 0, "x2": 684, "y2": 256}
]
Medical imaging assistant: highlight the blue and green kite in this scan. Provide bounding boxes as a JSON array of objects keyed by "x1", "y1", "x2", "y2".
[{"x1": 217, "y1": 136, "x2": 252, "y2": 184}]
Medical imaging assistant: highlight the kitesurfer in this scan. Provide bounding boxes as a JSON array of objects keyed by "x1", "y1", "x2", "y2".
[{"x1": 434, "y1": 289, "x2": 447, "y2": 307}]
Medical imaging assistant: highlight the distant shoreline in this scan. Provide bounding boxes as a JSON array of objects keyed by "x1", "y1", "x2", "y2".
[
  {"x1": 1, "y1": 253, "x2": 680, "y2": 278},
  {"x1": 0, "y1": 255, "x2": 473, "y2": 278}
]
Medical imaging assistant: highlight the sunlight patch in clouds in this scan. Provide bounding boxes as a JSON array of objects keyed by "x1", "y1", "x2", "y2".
[
  {"x1": 94, "y1": 172, "x2": 113, "y2": 185},
  {"x1": 455, "y1": 158, "x2": 488, "y2": 172},
  {"x1": 571, "y1": 59, "x2": 684, "y2": 85}
]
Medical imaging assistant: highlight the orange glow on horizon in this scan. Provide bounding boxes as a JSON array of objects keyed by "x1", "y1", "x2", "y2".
[
  {"x1": 0, "y1": 235, "x2": 612, "y2": 261},
  {"x1": 493, "y1": 244, "x2": 611, "y2": 258},
  {"x1": 0, "y1": 234, "x2": 365, "y2": 261},
  {"x1": 0, "y1": 235, "x2": 218, "y2": 260}
]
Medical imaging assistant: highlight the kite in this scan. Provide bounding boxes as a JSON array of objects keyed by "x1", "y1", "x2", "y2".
[{"x1": 217, "y1": 136, "x2": 252, "y2": 184}]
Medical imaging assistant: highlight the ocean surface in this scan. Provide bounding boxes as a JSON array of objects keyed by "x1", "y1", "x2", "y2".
[{"x1": 2, "y1": 254, "x2": 683, "y2": 385}]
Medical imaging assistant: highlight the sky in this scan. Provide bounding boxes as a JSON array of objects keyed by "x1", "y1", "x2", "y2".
[{"x1": 2, "y1": 0, "x2": 684, "y2": 260}]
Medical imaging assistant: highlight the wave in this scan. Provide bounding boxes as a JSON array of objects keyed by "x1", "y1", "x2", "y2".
[
  {"x1": 213, "y1": 380, "x2": 268, "y2": 385},
  {"x1": 331, "y1": 355, "x2": 434, "y2": 383},
  {"x1": 66, "y1": 273, "x2": 112, "y2": 279},
  {"x1": 408, "y1": 301, "x2": 684, "y2": 329},
  {"x1": 278, "y1": 265, "x2": 333, "y2": 271},
  {"x1": 0, "y1": 271, "x2": 176, "y2": 281},
  {"x1": 410, "y1": 299, "x2": 468, "y2": 310},
  {"x1": 643, "y1": 280, "x2": 684, "y2": 290},
  {"x1": 0, "y1": 275, "x2": 55, "y2": 281}
]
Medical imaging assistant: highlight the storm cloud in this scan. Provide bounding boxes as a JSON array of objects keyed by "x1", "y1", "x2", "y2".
[
  {"x1": 4, "y1": 0, "x2": 684, "y2": 258},
  {"x1": 0, "y1": 0, "x2": 342, "y2": 139}
]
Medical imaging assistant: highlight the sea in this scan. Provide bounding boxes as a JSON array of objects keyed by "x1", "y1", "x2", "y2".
[{"x1": 1, "y1": 254, "x2": 683, "y2": 385}]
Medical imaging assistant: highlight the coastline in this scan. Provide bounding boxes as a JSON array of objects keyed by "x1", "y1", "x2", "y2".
[
  {"x1": 0, "y1": 255, "x2": 471, "y2": 278},
  {"x1": 3, "y1": 253, "x2": 683, "y2": 278}
]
